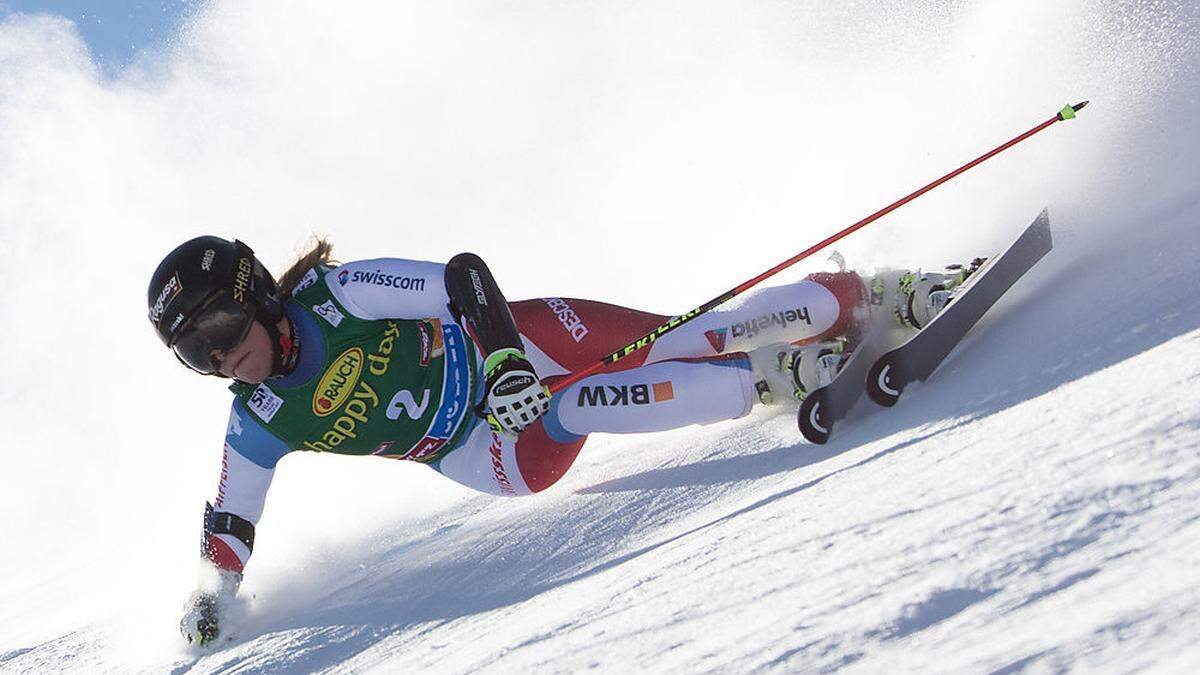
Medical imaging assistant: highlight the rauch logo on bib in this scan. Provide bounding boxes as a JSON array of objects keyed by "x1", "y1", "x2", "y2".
[{"x1": 313, "y1": 347, "x2": 365, "y2": 416}]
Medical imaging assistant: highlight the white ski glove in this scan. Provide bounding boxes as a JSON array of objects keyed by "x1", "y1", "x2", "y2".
[{"x1": 481, "y1": 347, "x2": 551, "y2": 434}]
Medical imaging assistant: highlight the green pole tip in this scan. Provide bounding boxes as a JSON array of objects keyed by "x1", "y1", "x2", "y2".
[{"x1": 1058, "y1": 100, "x2": 1088, "y2": 121}]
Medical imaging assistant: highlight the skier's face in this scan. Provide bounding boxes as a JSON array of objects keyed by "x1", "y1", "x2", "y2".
[{"x1": 215, "y1": 320, "x2": 274, "y2": 384}]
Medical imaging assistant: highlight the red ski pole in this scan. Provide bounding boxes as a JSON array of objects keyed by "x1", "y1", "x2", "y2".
[{"x1": 548, "y1": 101, "x2": 1088, "y2": 394}]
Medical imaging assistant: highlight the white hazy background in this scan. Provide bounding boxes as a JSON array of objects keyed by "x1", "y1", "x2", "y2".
[{"x1": 1, "y1": 0, "x2": 1197, "y2": 666}]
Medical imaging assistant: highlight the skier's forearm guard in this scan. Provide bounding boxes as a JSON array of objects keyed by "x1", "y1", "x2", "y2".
[
  {"x1": 444, "y1": 252, "x2": 523, "y2": 355},
  {"x1": 203, "y1": 501, "x2": 255, "y2": 553}
]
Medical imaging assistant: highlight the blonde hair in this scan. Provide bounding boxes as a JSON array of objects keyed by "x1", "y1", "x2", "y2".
[{"x1": 278, "y1": 236, "x2": 338, "y2": 297}]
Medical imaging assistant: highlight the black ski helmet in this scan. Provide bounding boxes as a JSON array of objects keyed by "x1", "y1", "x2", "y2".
[{"x1": 147, "y1": 236, "x2": 284, "y2": 375}]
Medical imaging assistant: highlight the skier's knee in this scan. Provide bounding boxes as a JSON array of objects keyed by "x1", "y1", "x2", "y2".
[{"x1": 805, "y1": 271, "x2": 869, "y2": 338}]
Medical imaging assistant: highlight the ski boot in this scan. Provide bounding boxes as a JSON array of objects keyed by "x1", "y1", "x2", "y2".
[
  {"x1": 751, "y1": 337, "x2": 850, "y2": 405},
  {"x1": 890, "y1": 258, "x2": 987, "y2": 330}
]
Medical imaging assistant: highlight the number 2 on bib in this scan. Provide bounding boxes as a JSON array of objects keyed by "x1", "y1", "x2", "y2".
[{"x1": 387, "y1": 389, "x2": 431, "y2": 420}]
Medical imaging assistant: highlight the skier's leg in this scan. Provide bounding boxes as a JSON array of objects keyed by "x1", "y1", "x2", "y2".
[
  {"x1": 747, "y1": 259, "x2": 990, "y2": 404},
  {"x1": 546, "y1": 354, "x2": 757, "y2": 436},
  {"x1": 432, "y1": 354, "x2": 758, "y2": 495},
  {"x1": 508, "y1": 271, "x2": 868, "y2": 375},
  {"x1": 509, "y1": 297, "x2": 668, "y2": 376}
]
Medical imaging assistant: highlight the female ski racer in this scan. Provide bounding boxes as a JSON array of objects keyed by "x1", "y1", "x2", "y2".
[{"x1": 149, "y1": 236, "x2": 972, "y2": 645}]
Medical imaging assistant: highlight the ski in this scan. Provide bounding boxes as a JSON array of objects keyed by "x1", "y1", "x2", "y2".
[
  {"x1": 866, "y1": 208, "x2": 1053, "y2": 407},
  {"x1": 797, "y1": 326, "x2": 892, "y2": 444}
]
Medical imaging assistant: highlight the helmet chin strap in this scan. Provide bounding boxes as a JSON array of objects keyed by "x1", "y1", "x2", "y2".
[{"x1": 265, "y1": 314, "x2": 300, "y2": 378}]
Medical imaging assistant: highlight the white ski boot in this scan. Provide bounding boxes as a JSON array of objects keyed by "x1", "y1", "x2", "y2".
[
  {"x1": 890, "y1": 258, "x2": 986, "y2": 330},
  {"x1": 751, "y1": 338, "x2": 849, "y2": 404}
]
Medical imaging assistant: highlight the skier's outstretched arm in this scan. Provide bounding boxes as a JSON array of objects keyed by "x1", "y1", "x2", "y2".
[{"x1": 180, "y1": 402, "x2": 286, "y2": 646}]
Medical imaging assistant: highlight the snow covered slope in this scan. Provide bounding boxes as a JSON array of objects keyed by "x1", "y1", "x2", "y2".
[{"x1": 1, "y1": 1, "x2": 1198, "y2": 673}]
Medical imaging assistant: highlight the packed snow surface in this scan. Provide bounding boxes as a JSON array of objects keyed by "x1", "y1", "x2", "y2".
[{"x1": 1, "y1": 1, "x2": 1198, "y2": 672}]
